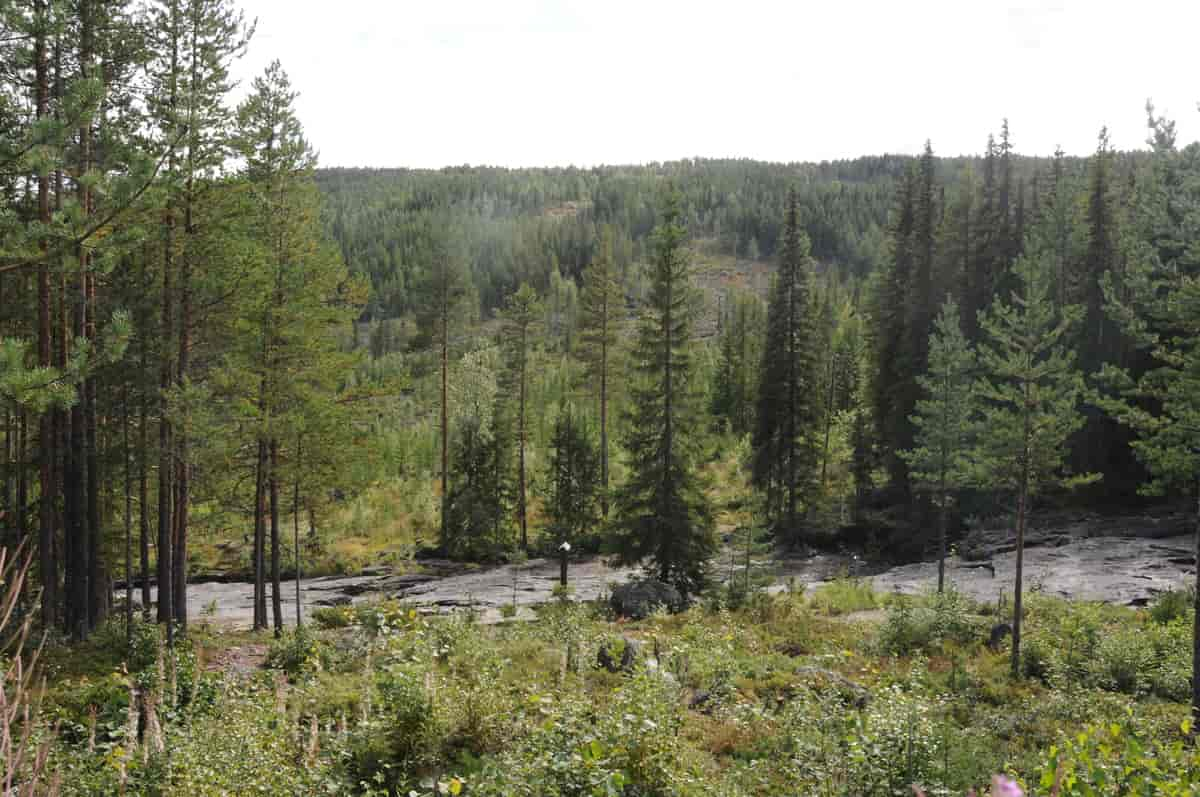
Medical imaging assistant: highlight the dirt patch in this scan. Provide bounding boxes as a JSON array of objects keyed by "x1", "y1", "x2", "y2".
[{"x1": 204, "y1": 644, "x2": 268, "y2": 677}]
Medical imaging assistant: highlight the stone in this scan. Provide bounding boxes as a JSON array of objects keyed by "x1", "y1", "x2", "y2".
[
  {"x1": 609, "y1": 578, "x2": 684, "y2": 619},
  {"x1": 987, "y1": 623, "x2": 1012, "y2": 651},
  {"x1": 597, "y1": 636, "x2": 643, "y2": 673}
]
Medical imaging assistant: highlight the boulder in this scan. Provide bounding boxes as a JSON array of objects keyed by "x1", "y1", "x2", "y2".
[
  {"x1": 610, "y1": 579, "x2": 684, "y2": 619},
  {"x1": 987, "y1": 622, "x2": 1012, "y2": 651},
  {"x1": 597, "y1": 636, "x2": 643, "y2": 673}
]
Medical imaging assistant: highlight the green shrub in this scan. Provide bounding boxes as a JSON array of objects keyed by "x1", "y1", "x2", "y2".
[
  {"x1": 1039, "y1": 718, "x2": 1200, "y2": 795},
  {"x1": 1150, "y1": 587, "x2": 1195, "y2": 625},
  {"x1": 810, "y1": 577, "x2": 878, "y2": 616},
  {"x1": 266, "y1": 625, "x2": 329, "y2": 678}
]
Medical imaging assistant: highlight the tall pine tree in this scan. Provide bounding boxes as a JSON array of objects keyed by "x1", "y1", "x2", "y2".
[{"x1": 613, "y1": 190, "x2": 714, "y2": 598}]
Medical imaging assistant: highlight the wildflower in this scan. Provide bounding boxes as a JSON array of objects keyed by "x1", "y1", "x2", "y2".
[{"x1": 991, "y1": 776, "x2": 1023, "y2": 797}]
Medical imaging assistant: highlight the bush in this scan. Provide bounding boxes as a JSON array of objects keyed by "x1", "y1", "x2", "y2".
[
  {"x1": 1150, "y1": 587, "x2": 1195, "y2": 625},
  {"x1": 809, "y1": 577, "x2": 878, "y2": 616},
  {"x1": 1039, "y1": 719, "x2": 1200, "y2": 795},
  {"x1": 266, "y1": 625, "x2": 329, "y2": 678},
  {"x1": 346, "y1": 664, "x2": 441, "y2": 793}
]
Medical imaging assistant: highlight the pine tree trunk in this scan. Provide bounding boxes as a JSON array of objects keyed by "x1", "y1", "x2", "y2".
[
  {"x1": 123, "y1": 387, "x2": 133, "y2": 648},
  {"x1": 599, "y1": 287, "x2": 609, "y2": 517},
  {"x1": 270, "y1": 440, "x2": 282, "y2": 635},
  {"x1": 1192, "y1": 479, "x2": 1199, "y2": 730},
  {"x1": 937, "y1": 488, "x2": 947, "y2": 594},
  {"x1": 173, "y1": 228, "x2": 192, "y2": 631},
  {"x1": 1011, "y1": 478, "x2": 1027, "y2": 679},
  {"x1": 138, "y1": 261, "x2": 151, "y2": 618},
  {"x1": 294, "y1": 460, "x2": 302, "y2": 628},
  {"x1": 440, "y1": 289, "x2": 449, "y2": 550},
  {"x1": 157, "y1": 4, "x2": 180, "y2": 642},
  {"x1": 786, "y1": 283, "x2": 798, "y2": 542},
  {"x1": 34, "y1": 0, "x2": 56, "y2": 629},
  {"x1": 17, "y1": 413, "x2": 28, "y2": 570},
  {"x1": 661, "y1": 251, "x2": 674, "y2": 586},
  {"x1": 157, "y1": 230, "x2": 174, "y2": 637},
  {"x1": 253, "y1": 440, "x2": 267, "y2": 631},
  {"x1": 518, "y1": 326, "x2": 527, "y2": 550}
]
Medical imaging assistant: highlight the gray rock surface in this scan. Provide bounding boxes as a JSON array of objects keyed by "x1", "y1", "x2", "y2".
[{"x1": 153, "y1": 514, "x2": 1195, "y2": 630}]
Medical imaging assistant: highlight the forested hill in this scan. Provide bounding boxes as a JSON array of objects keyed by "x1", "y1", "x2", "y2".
[{"x1": 314, "y1": 152, "x2": 1076, "y2": 320}]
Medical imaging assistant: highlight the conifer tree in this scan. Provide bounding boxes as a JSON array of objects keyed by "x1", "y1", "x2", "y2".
[
  {"x1": 974, "y1": 254, "x2": 1091, "y2": 677},
  {"x1": 613, "y1": 191, "x2": 714, "y2": 598},
  {"x1": 900, "y1": 299, "x2": 978, "y2": 592},
  {"x1": 1096, "y1": 111, "x2": 1200, "y2": 723},
  {"x1": 871, "y1": 168, "x2": 917, "y2": 492},
  {"x1": 712, "y1": 290, "x2": 765, "y2": 438},
  {"x1": 577, "y1": 228, "x2": 624, "y2": 516},
  {"x1": 414, "y1": 233, "x2": 470, "y2": 553},
  {"x1": 501, "y1": 283, "x2": 541, "y2": 550},
  {"x1": 754, "y1": 190, "x2": 821, "y2": 541},
  {"x1": 544, "y1": 403, "x2": 602, "y2": 551}
]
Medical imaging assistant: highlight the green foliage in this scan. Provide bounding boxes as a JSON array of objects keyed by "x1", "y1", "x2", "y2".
[
  {"x1": 1039, "y1": 718, "x2": 1200, "y2": 796},
  {"x1": 1150, "y1": 587, "x2": 1195, "y2": 625},
  {"x1": 266, "y1": 624, "x2": 330, "y2": 678},
  {"x1": 809, "y1": 577, "x2": 879, "y2": 616},
  {"x1": 612, "y1": 190, "x2": 716, "y2": 598},
  {"x1": 753, "y1": 190, "x2": 823, "y2": 541},
  {"x1": 543, "y1": 403, "x2": 604, "y2": 551}
]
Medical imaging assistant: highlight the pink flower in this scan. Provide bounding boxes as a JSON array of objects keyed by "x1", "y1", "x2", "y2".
[{"x1": 991, "y1": 776, "x2": 1023, "y2": 797}]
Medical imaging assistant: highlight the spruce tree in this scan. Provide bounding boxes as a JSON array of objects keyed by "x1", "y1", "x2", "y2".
[
  {"x1": 500, "y1": 283, "x2": 541, "y2": 550},
  {"x1": 974, "y1": 254, "x2": 1092, "y2": 677},
  {"x1": 1097, "y1": 115, "x2": 1200, "y2": 723},
  {"x1": 613, "y1": 190, "x2": 714, "y2": 599},
  {"x1": 712, "y1": 289, "x2": 765, "y2": 438},
  {"x1": 753, "y1": 190, "x2": 821, "y2": 542},
  {"x1": 577, "y1": 227, "x2": 624, "y2": 516},
  {"x1": 871, "y1": 168, "x2": 917, "y2": 492},
  {"x1": 545, "y1": 403, "x2": 602, "y2": 551},
  {"x1": 900, "y1": 299, "x2": 978, "y2": 592}
]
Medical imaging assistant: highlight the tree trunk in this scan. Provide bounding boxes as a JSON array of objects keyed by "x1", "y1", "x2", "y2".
[
  {"x1": 269, "y1": 441, "x2": 282, "y2": 635},
  {"x1": 1192, "y1": 479, "x2": 1199, "y2": 729},
  {"x1": 34, "y1": 0, "x2": 56, "y2": 630},
  {"x1": 138, "y1": 257, "x2": 151, "y2": 619},
  {"x1": 786, "y1": 279, "x2": 798, "y2": 542},
  {"x1": 937, "y1": 490, "x2": 947, "y2": 594},
  {"x1": 1011, "y1": 479, "x2": 1027, "y2": 679},
  {"x1": 253, "y1": 439, "x2": 266, "y2": 631},
  {"x1": 518, "y1": 326, "x2": 527, "y2": 550},
  {"x1": 440, "y1": 288, "x2": 449, "y2": 549},
  {"x1": 294, "y1": 457, "x2": 302, "y2": 628},
  {"x1": 157, "y1": 1, "x2": 180, "y2": 643},
  {"x1": 599, "y1": 309, "x2": 609, "y2": 517},
  {"x1": 123, "y1": 387, "x2": 133, "y2": 649}
]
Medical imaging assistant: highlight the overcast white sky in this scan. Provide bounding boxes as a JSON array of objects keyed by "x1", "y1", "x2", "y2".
[{"x1": 228, "y1": 0, "x2": 1200, "y2": 169}]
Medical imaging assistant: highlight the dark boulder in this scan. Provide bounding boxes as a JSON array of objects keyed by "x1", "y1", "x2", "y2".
[
  {"x1": 597, "y1": 636, "x2": 643, "y2": 673},
  {"x1": 609, "y1": 579, "x2": 684, "y2": 619}
]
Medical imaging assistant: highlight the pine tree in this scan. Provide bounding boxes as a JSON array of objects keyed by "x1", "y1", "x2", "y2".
[
  {"x1": 974, "y1": 254, "x2": 1092, "y2": 677},
  {"x1": 544, "y1": 403, "x2": 602, "y2": 551},
  {"x1": 1097, "y1": 113, "x2": 1200, "y2": 723},
  {"x1": 577, "y1": 227, "x2": 624, "y2": 516},
  {"x1": 613, "y1": 190, "x2": 714, "y2": 599},
  {"x1": 414, "y1": 232, "x2": 470, "y2": 554},
  {"x1": 500, "y1": 283, "x2": 541, "y2": 550},
  {"x1": 753, "y1": 190, "x2": 822, "y2": 540},
  {"x1": 900, "y1": 299, "x2": 978, "y2": 592},
  {"x1": 712, "y1": 290, "x2": 765, "y2": 438},
  {"x1": 871, "y1": 168, "x2": 917, "y2": 492}
]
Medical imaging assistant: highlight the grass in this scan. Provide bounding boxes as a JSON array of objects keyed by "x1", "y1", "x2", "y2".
[{"x1": 37, "y1": 585, "x2": 1200, "y2": 795}]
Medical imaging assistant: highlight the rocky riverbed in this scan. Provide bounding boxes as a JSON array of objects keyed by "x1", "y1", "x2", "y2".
[{"x1": 168, "y1": 513, "x2": 1195, "y2": 628}]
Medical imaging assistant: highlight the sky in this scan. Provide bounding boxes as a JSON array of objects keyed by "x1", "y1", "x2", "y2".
[{"x1": 228, "y1": 0, "x2": 1200, "y2": 170}]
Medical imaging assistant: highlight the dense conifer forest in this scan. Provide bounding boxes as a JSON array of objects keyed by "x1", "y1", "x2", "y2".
[{"x1": 3, "y1": 1, "x2": 1200, "y2": 794}]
